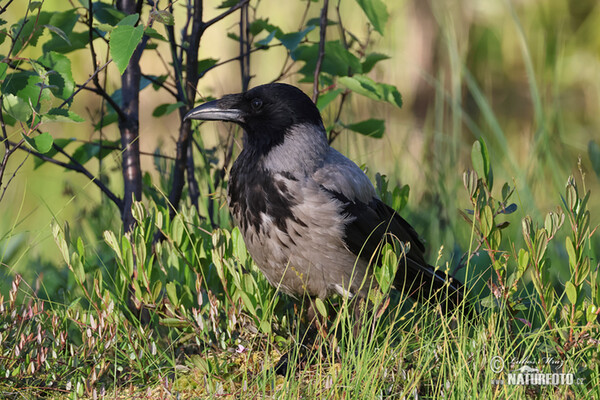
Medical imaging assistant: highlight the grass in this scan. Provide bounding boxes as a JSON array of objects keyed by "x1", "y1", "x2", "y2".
[
  {"x1": 1, "y1": 163, "x2": 598, "y2": 399},
  {"x1": 2, "y1": 1, "x2": 600, "y2": 398}
]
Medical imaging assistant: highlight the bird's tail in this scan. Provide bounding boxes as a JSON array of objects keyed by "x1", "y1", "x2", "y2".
[{"x1": 394, "y1": 258, "x2": 466, "y2": 314}]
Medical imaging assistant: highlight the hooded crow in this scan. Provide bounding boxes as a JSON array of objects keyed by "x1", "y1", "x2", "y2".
[{"x1": 184, "y1": 83, "x2": 463, "y2": 309}]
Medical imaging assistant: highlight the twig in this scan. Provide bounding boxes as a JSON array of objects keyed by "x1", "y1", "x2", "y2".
[
  {"x1": 312, "y1": 0, "x2": 329, "y2": 103},
  {"x1": 239, "y1": 2, "x2": 251, "y2": 91},
  {"x1": 141, "y1": 73, "x2": 178, "y2": 98},
  {"x1": 8, "y1": 140, "x2": 123, "y2": 209},
  {"x1": 0, "y1": 0, "x2": 15, "y2": 15},
  {"x1": 0, "y1": 102, "x2": 24, "y2": 200},
  {"x1": 186, "y1": 142, "x2": 200, "y2": 213},
  {"x1": 58, "y1": 59, "x2": 112, "y2": 109},
  {"x1": 204, "y1": 0, "x2": 249, "y2": 30},
  {"x1": 0, "y1": 152, "x2": 29, "y2": 203},
  {"x1": 327, "y1": 90, "x2": 349, "y2": 144},
  {"x1": 202, "y1": 45, "x2": 278, "y2": 79}
]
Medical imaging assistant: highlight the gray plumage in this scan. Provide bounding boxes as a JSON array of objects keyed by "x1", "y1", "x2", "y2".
[{"x1": 184, "y1": 83, "x2": 463, "y2": 307}]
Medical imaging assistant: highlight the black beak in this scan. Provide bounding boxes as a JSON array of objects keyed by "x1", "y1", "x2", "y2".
[{"x1": 183, "y1": 98, "x2": 244, "y2": 123}]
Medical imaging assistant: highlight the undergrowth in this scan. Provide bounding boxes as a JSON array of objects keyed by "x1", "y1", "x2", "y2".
[{"x1": 1, "y1": 141, "x2": 598, "y2": 399}]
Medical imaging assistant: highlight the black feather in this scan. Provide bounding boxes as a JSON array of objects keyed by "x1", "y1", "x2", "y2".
[{"x1": 322, "y1": 186, "x2": 464, "y2": 307}]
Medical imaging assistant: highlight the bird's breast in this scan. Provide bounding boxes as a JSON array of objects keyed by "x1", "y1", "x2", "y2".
[{"x1": 227, "y1": 162, "x2": 367, "y2": 298}]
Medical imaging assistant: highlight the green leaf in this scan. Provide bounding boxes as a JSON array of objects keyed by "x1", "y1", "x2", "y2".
[
  {"x1": 29, "y1": 1, "x2": 43, "y2": 11},
  {"x1": 109, "y1": 24, "x2": 144, "y2": 75},
  {"x1": 316, "y1": 88, "x2": 343, "y2": 111},
  {"x1": 392, "y1": 184, "x2": 409, "y2": 212},
  {"x1": 152, "y1": 102, "x2": 184, "y2": 117},
  {"x1": 480, "y1": 205, "x2": 493, "y2": 238},
  {"x1": 38, "y1": 51, "x2": 75, "y2": 101},
  {"x1": 34, "y1": 138, "x2": 76, "y2": 169},
  {"x1": 42, "y1": 108, "x2": 84, "y2": 123},
  {"x1": 218, "y1": 0, "x2": 239, "y2": 8},
  {"x1": 0, "y1": 63, "x2": 7, "y2": 81},
  {"x1": 2, "y1": 94, "x2": 32, "y2": 122},
  {"x1": 231, "y1": 227, "x2": 247, "y2": 264},
  {"x1": 150, "y1": 10, "x2": 174, "y2": 26},
  {"x1": 344, "y1": 118, "x2": 385, "y2": 138},
  {"x1": 94, "y1": 113, "x2": 118, "y2": 130},
  {"x1": 250, "y1": 19, "x2": 277, "y2": 36},
  {"x1": 534, "y1": 229, "x2": 548, "y2": 264},
  {"x1": 354, "y1": 0, "x2": 389, "y2": 35},
  {"x1": 198, "y1": 58, "x2": 219, "y2": 76},
  {"x1": 166, "y1": 282, "x2": 180, "y2": 308},
  {"x1": 144, "y1": 27, "x2": 166, "y2": 41},
  {"x1": 42, "y1": 9, "x2": 80, "y2": 53},
  {"x1": 43, "y1": 24, "x2": 71, "y2": 46},
  {"x1": 172, "y1": 215, "x2": 184, "y2": 245},
  {"x1": 278, "y1": 25, "x2": 314, "y2": 52},
  {"x1": 564, "y1": 281, "x2": 577, "y2": 305},
  {"x1": 52, "y1": 222, "x2": 70, "y2": 265},
  {"x1": 22, "y1": 132, "x2": 53, "y2": 154},
  {"x1": 239, "y1": 292, "x2": 256, "y2": 316},
  {"x1": 71, "y1": 140, "x2": 120, "y2": 165},
  {"x1": 306, "y1": 17, "x2": 337, "y2": 27},
  {"x1": 565, "y1": 236, "x2": 577, "y2": 270},
  {"x1": 94, "y1": 22, "x2": 114, "y2": 32},
  {"x1": 471, "y1": 138, "x2": 492, "y2": 187},
  {"x1": 70, "y1": 252, "x2": 85, "y2": 283},
  {"x1": 160, "y1": 317, "x2": 187, "y2": 328},
  {"x1": 259, "y1": 320, "x2": 272, "y2": 334},
  {"x1": 586, "y1": 304, "x2": 598, "y2": 324},
  {"x1": 362, "y1": 52, "x2": 390, "y2": 73},
  {"x1": 338, "y1": 75, "x2": 402, "y2": 108},
  {"x1": 293, "y1": 41, "x2": 362, "y2": 80},
  {"x1": 117, "y1": 13, "x2": 139, "y2": 27},
  {"x1": 314, "y1": 298, "x2": 328, "y2": 318},
  {"x1": 256, "y1": 29, "x2": 278, "y2": 47},
  {"x1": 517, "y1": 249, "x2": 529, "y2": 273},
  {"x1": 588, "y1": 140, "x2": 600, "y2": 179}
]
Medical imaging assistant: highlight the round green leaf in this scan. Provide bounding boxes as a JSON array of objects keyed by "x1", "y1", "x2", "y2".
[
  {"x1": 22, "y1": 131, "x2": 53, "y2": 154},
  {"x1": 109, "y1": 24, "x2": 144, "y2": 75}
]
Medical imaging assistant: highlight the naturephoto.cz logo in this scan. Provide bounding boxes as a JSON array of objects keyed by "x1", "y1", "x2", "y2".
[{"x1": 489, "y1": 356, "x2": 584, "y2": 386}]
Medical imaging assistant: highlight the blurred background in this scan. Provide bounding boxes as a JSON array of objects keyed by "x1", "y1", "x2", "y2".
[{"x1": 1, "y1": 0, "x2": 599, "y2": 292}]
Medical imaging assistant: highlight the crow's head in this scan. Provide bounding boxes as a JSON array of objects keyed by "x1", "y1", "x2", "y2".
[{"x1": 184, "y1": 83, "x2": 325, "y2": 154}]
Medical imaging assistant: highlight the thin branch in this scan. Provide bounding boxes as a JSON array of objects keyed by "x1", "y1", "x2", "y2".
[
  {"x1": 57, "y1": 59, "x2": 112, "y2": 109},
  {"x1": 6, "y1": 4, "x2": 30, "y2": 58},
  {"x1": 185, "y1": 142, "x2": 200, "y2": 213},
  {"x1": 58, "y1": 138, "x2": 177, "y2": 160},
  {"x1": 312, "y1": 0, "x2": 329, "y2": 103},
  {"x1": 8, "y1": 140, "x2": 123, "y2": 210},
  {"x1": 202, "y1": 44, "x2": 278, "y2": 79},
  {"x1": 0, "y1": 102, "x2": 20, "y2": 195},
  {"x1": 204, "y1": 0, "x2": 249, "y2": 30},
  {"x1": 0, "y1": 0, "x2": 15, "y2": 15},
  {"x1": 141, "y1": 73, "x2": 178, "y2": 98},
  {"x1": 239, "y1": 2, "x2": 251, "y2": 91},
  {"x1": 327, "y1": 90, "x2": 349, "y2": 144},
  {"x1": 0, "y1": 152, "x2": 28, "y2": 203}
]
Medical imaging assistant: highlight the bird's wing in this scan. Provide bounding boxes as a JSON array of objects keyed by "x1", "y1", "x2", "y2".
[
  {"x1": 313, "y1": 148, "x2": 425, "y2": 262},
  {"x1": 313, "y1": 148, "x2": 463, "y2": 307},
  {"x1": 319, "y1": 187, "x2": 426, "y2": 266}
]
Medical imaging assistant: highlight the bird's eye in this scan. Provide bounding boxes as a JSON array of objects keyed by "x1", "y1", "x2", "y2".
[{"x1": 250, "y1": 98, "x2": 263, "y2": 110}]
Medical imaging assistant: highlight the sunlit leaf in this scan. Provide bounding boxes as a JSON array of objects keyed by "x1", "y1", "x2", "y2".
[
  {"x1": 110, "y1": 23, "x2": 144, "y2": 75},
  {"x1": 338, "y1": 75, "x2": 402, "y2": 108},
  {"x1": 361, "y1": 52, "x2": 389, "y2": 73},
  {"x1": 22, "y1": 131, "x2": 54, "y2": 154},
  {"x1": 354, "y1": 0, "x2": 389, "y2": 34},
  {"x1": 2, "y1": 93, "x2": 32, "y2": 122},
  {"x1": 565, "y1": 281, "x2": 577, "y2": 305},
  {"x1": 344, "y1": 118, "x2": 385, "y2": 138}
]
